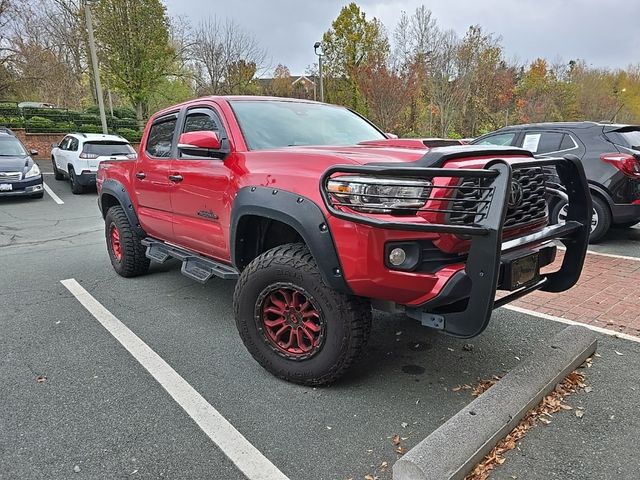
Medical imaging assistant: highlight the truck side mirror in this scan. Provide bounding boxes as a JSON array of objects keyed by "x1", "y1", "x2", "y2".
[{"x1": 178, "y1": 131, "x2": 222, "y2": 151}]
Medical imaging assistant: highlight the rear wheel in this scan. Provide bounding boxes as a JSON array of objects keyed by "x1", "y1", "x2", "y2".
[
  {"x1": 52, "y1": 157, "x2": 64, "y2": 180},
  {"x1": 105, "y1": 205, "x2": 150, "y2": 277},
  {"x1": 233, "y1": 243, "x2": 371, "y2": 386},
  {"x1": 552, "y1": 195, "x2": 610, "y2": 243},
  {"x1": 69, "y1": 167, "x2": 84, "y2": 194}
]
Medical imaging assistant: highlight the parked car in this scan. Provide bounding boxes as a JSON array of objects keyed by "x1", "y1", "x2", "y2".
[
  {"x1": 0, "y1": 130, "x2": 43, "y2": 198},
  {"x1": 473, "y1": 122, "x2": 640, "y2": 242},
  {"x1": 97, "y1": 96, "x2": 591, "y2": 385},
  {"x1": 51, "y1": 133, "x2": 137, "y2": 194}
]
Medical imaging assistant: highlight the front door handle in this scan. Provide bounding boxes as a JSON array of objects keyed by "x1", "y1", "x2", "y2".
[
  {"x1": 135, "y1": 172, "x2": 146, "y2": 180},
  {"x1": 168, "y1": 174, "x2": 183, "y2": 182}
]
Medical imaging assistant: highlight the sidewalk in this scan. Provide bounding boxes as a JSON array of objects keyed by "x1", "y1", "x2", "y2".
[{"x1": 512, "y1": 250, "x2": 640, "y2": 337}]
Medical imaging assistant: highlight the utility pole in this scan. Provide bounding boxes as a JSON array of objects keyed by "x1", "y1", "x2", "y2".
[
  {"x1": 314, "y1": 42, "x2": 324, "y2": 103},
  {"x1": 84, "y1": 2, "x2": 108, "y2": 134}
]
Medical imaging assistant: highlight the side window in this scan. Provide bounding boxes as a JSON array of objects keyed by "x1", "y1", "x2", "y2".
[
  {"x1": 184, "y1": 112, "x2": 218, "y2": 133},
  {"x1": 69, "y1": 138, "x2": 79, "y2": 151},
  {"x1": 59, "y1": 137, "x2": 71, "y2": 150},
  {"x1": 146, "y1": 117, "x2": 177, "y2": 158},
  {"x1": 179, "y1": 108, "x2": 225, "y2": 159},
  {"x1": 523, "y1": 132, "x2": 564, "y2": 154},
  {"x1": 475, "y1": 133, "x2": 515, "y2": 146},
  {"x1": 560, "y1": 134, "x2": 577, "y2": 151}
]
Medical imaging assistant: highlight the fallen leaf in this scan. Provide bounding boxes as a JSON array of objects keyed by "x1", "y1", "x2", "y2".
[
  {"x1": 560, "y1": 404, "x2": 573, "y2": 410},
  {"x1": 447, "y1": 347, "x2": 454, "y2": 352},
  {"x1": 584, "y1": 386, "x2": 593, "y2": 393},
  {"x1": 575, "y1": 410, "x2": 584, "y2": 418},
  {"x1": 395, "y1": 446, "x2": 407, "y2": 455},
  {"x1": 462, "y1": 343, "x2": 473, "y2": 351},
  {"x1": 539, "y1": 417, "x2": 551, "y2": 425},
  {"x1": 395, "y1": 331, "x2": 402, "y2": 336},
  {"x1": 364, "y1": 475, "x2": 374, "y2": 480},
  {"x1": 380, "y1": 461, "x2": 388, "y2": 468},
  {"x1": 326, "y1": 426, "x2": 332, "y2": 430},
  {"x1": 401, "y1": 422, "x2": 408, "y2": 428},
  {"x1": 452, "y1": 386, "x2": 462, "y2": 392},
  {"x1": 615, "y1": 351, "x2": 624, "y2": 356},
  {"x1": 36, "y1": 375, "x2": 47, "y2": 383},
  {"x1": 392, "y1": 434, "x2": 401, "y2": 446}
]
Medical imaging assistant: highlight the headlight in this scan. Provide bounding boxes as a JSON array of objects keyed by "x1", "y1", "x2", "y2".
[
  {"x1": 326, "y1": 175, "x2": 431, "y2": 213},
  {"x1": 25, "y1": 163, "x2": 41, "y2": 178}
]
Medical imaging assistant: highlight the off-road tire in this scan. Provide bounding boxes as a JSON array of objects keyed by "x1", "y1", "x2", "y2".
[
  {"x1": 69, "y1": 167, "x2": 84, "y2": 194},
  {"x1": 233, "y1": 243, "x2": 371, "y2": 386},
  {"x1": 104, "y1": 205, "x2": 150, "y2": 277},
  {"x1": 52, "y1": 157, "x2": 64, "y2": 180}
]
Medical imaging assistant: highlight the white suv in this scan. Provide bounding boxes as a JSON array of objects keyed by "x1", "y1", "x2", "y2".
[{"x1": 51, "y1": 133, "x2": 137, "y2": 194}]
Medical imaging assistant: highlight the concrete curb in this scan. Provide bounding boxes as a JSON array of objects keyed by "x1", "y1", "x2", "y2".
[{"x1": 393, "y1": 325, "x2": 598, "y2": 480}]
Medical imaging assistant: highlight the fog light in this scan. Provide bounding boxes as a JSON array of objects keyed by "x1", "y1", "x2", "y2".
[{"x1": 389, "y1": 247, "x2": 407, "y2": 266}]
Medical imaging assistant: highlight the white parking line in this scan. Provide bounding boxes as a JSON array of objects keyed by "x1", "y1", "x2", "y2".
[
  {"x1": 503, "y1": 304, "x2": 640, "y2": 344},
  {"x1": 60, "y1": 278, "x2": 290, "y2": 480},
  {"x1": 43, "y1": 182, "x2": 64, "y2": 205}
]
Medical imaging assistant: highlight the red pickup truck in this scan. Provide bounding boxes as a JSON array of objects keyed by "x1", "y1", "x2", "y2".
[{"x1": 97, "y1": 96, "x2": 591, "y2": 385}]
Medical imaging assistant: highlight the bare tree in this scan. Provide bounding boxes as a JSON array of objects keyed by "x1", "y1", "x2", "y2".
[{"x1": 190, "y1": 16, "x2": 268, "y2": 95}]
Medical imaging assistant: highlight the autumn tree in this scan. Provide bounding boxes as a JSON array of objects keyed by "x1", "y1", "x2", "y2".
[
  {"x1": 190, "y1": 16, "x2": 267, "y2": 95},
  {"x1": 268, "y1": 64, "x2": 293, "y2": 97},
  {"x1": 93, "y1": 0, "x2": 175, "y2": 122},
  {"x1": 322, "y1": 2, "x2": 389, "y2": 113}
]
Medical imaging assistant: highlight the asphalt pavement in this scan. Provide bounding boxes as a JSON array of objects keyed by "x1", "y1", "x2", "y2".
[{"x1": 1, "y1": 165, "x2": 639, "y2": 480}]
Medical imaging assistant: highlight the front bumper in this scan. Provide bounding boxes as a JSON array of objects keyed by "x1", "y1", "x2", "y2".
[
  {"x1": 321, "y1": 156, "x2": 592, "y2": 338},
  {"x1": 0, "y1": 175, "x2": 43, "y2": 197}
]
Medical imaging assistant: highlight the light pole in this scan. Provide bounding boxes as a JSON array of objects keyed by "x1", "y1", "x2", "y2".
[
  {"x1": 84, "y1": 1, "x2": 108, "y2": 134},
  {"x1": 314, "y1": 42, "x2": 324, "y2": 103}
]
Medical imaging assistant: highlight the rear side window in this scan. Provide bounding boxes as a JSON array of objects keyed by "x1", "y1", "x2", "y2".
[
  {"x1": 146, "y1": 117, "x2": 177, "y2": 158},
  {"x1": 69, "y1": 138, "x2": 79, "y2": 151},
  {"x1": 83, "y1": 141, "x2": 134, "y2": 156},
  {"x1": 474, "y1": 133, "x2": 515, "y2": 146}
]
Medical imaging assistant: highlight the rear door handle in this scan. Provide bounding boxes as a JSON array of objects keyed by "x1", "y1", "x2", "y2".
[
  {"x1": 168, "y1": 174, "x2": 183, "y2": 182},
  {"x1": 135, "y1": 172, "x2": 146, "y2": 179}
]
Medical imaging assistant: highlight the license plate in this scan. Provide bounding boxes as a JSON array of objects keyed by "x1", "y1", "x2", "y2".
[
  {"x1": 0, "y1": 184, "x2": 12, "y2": 191},
  {"x1": 509, "y1": 252, "x2": 539, "y2": 289}
]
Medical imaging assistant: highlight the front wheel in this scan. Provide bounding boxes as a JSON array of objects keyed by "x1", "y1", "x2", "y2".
[
  {"x1": 233, "y1": 243, "x2": 371, "y2": 386},
  {"x1": 69, "y1": 167, "x2": 84, "y2": 194},
  {"x1": 52, "y1": 158, "x2": 64, "y2": 180},
  {"x1": 104, "y1": 205, "x2": 150, "y2": 277},
  {"x1": 551, "y1": 195, "x2": 611, "y2": 244}
]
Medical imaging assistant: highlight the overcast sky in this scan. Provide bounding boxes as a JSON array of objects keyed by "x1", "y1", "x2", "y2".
[{"x1": 164, "y1": 0, "x2": 639, "y2": 75}]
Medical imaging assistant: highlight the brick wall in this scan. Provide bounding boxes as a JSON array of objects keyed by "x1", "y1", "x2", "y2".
[{"x1": 11, "y1": 129, "x2": 141, "y2": 158}]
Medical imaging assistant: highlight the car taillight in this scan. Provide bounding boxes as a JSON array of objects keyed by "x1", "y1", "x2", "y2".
[
  {"x1": 79, "y1": 152, "x2": 99, "y2": 159},
  {"x1": 600, "y1": 153, "x2": 640, "y2": 178}
]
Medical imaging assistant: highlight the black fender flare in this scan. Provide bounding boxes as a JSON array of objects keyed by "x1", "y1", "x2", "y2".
[
  {"x1": 99, "y1": 179, "x2": 145, "y2": 237},
  {"x1": 230, "y1": 186, "x2": 350, "y2": 293},
  {"x1": 587, "y1": 182, "x2": 614, "y2": 209}
]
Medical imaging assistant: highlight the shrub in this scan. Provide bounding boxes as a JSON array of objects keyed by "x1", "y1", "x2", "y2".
[
  {"x1": 78, "y1": 123, "x2": 101, "y2": 133},
  {"x1": 116, "y1": 128, "x2": 142, "y2": 142},
  {"x1": 25, "y1": 116, "x2": 55, "y2": 132},
  {"x1": 0, "y1": 116, "x2": 24, "y2": 128},
  {"x1": 112, "y1": 106, "x2": 137, "y2": 119}
]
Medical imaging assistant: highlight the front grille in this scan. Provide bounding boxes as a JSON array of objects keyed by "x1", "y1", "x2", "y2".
[
  {"x1": 449, "y1": 166, "x2": 547, "y2": 229},
  {"x1": 0, "y1": 172, "x2": 22, "y2": 182}
]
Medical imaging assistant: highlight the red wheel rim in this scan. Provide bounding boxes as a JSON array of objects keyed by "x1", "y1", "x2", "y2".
[
  {"x1": 259, "y1": 286, "x2": 325, "y2": 359},
  {"x1": 110, "y1": 224, "x2": 122, "y2": 261}
]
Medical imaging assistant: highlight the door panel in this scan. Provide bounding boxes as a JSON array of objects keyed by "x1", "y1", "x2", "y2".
[
  {"x1": 170, "y1": 106, "x2": 232, "y2": 261},
  {"x1": 134, "y1": 115, "x2": 178, "y2": 242}
]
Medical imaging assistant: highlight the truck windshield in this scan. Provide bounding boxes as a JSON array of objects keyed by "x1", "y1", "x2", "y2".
[{"x1": 229, "y1": 100, "x2": 386, "y2": 150}]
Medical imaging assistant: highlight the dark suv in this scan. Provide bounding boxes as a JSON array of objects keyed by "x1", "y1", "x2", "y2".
[{"x1": 473, "y1": 122, "x2": 640, "y2": 242}]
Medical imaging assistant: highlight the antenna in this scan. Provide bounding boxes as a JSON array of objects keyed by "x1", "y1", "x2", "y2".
[{"x1": 609, "y1": 103, "x2": 624, "y2": 124}]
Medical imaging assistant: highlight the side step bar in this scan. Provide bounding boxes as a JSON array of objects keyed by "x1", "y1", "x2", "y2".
[{"x1": 141, "y1": 238, "x2": 239, "y2": 283}]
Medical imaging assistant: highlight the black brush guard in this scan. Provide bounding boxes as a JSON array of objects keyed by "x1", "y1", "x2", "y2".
[{"x1": 320, "y1": 155, "x2": 592, "y2": 338}]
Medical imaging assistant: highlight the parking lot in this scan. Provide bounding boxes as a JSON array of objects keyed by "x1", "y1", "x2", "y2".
[{"x1": 1, "y1": 163, "x2": 639, "y2": 480}]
